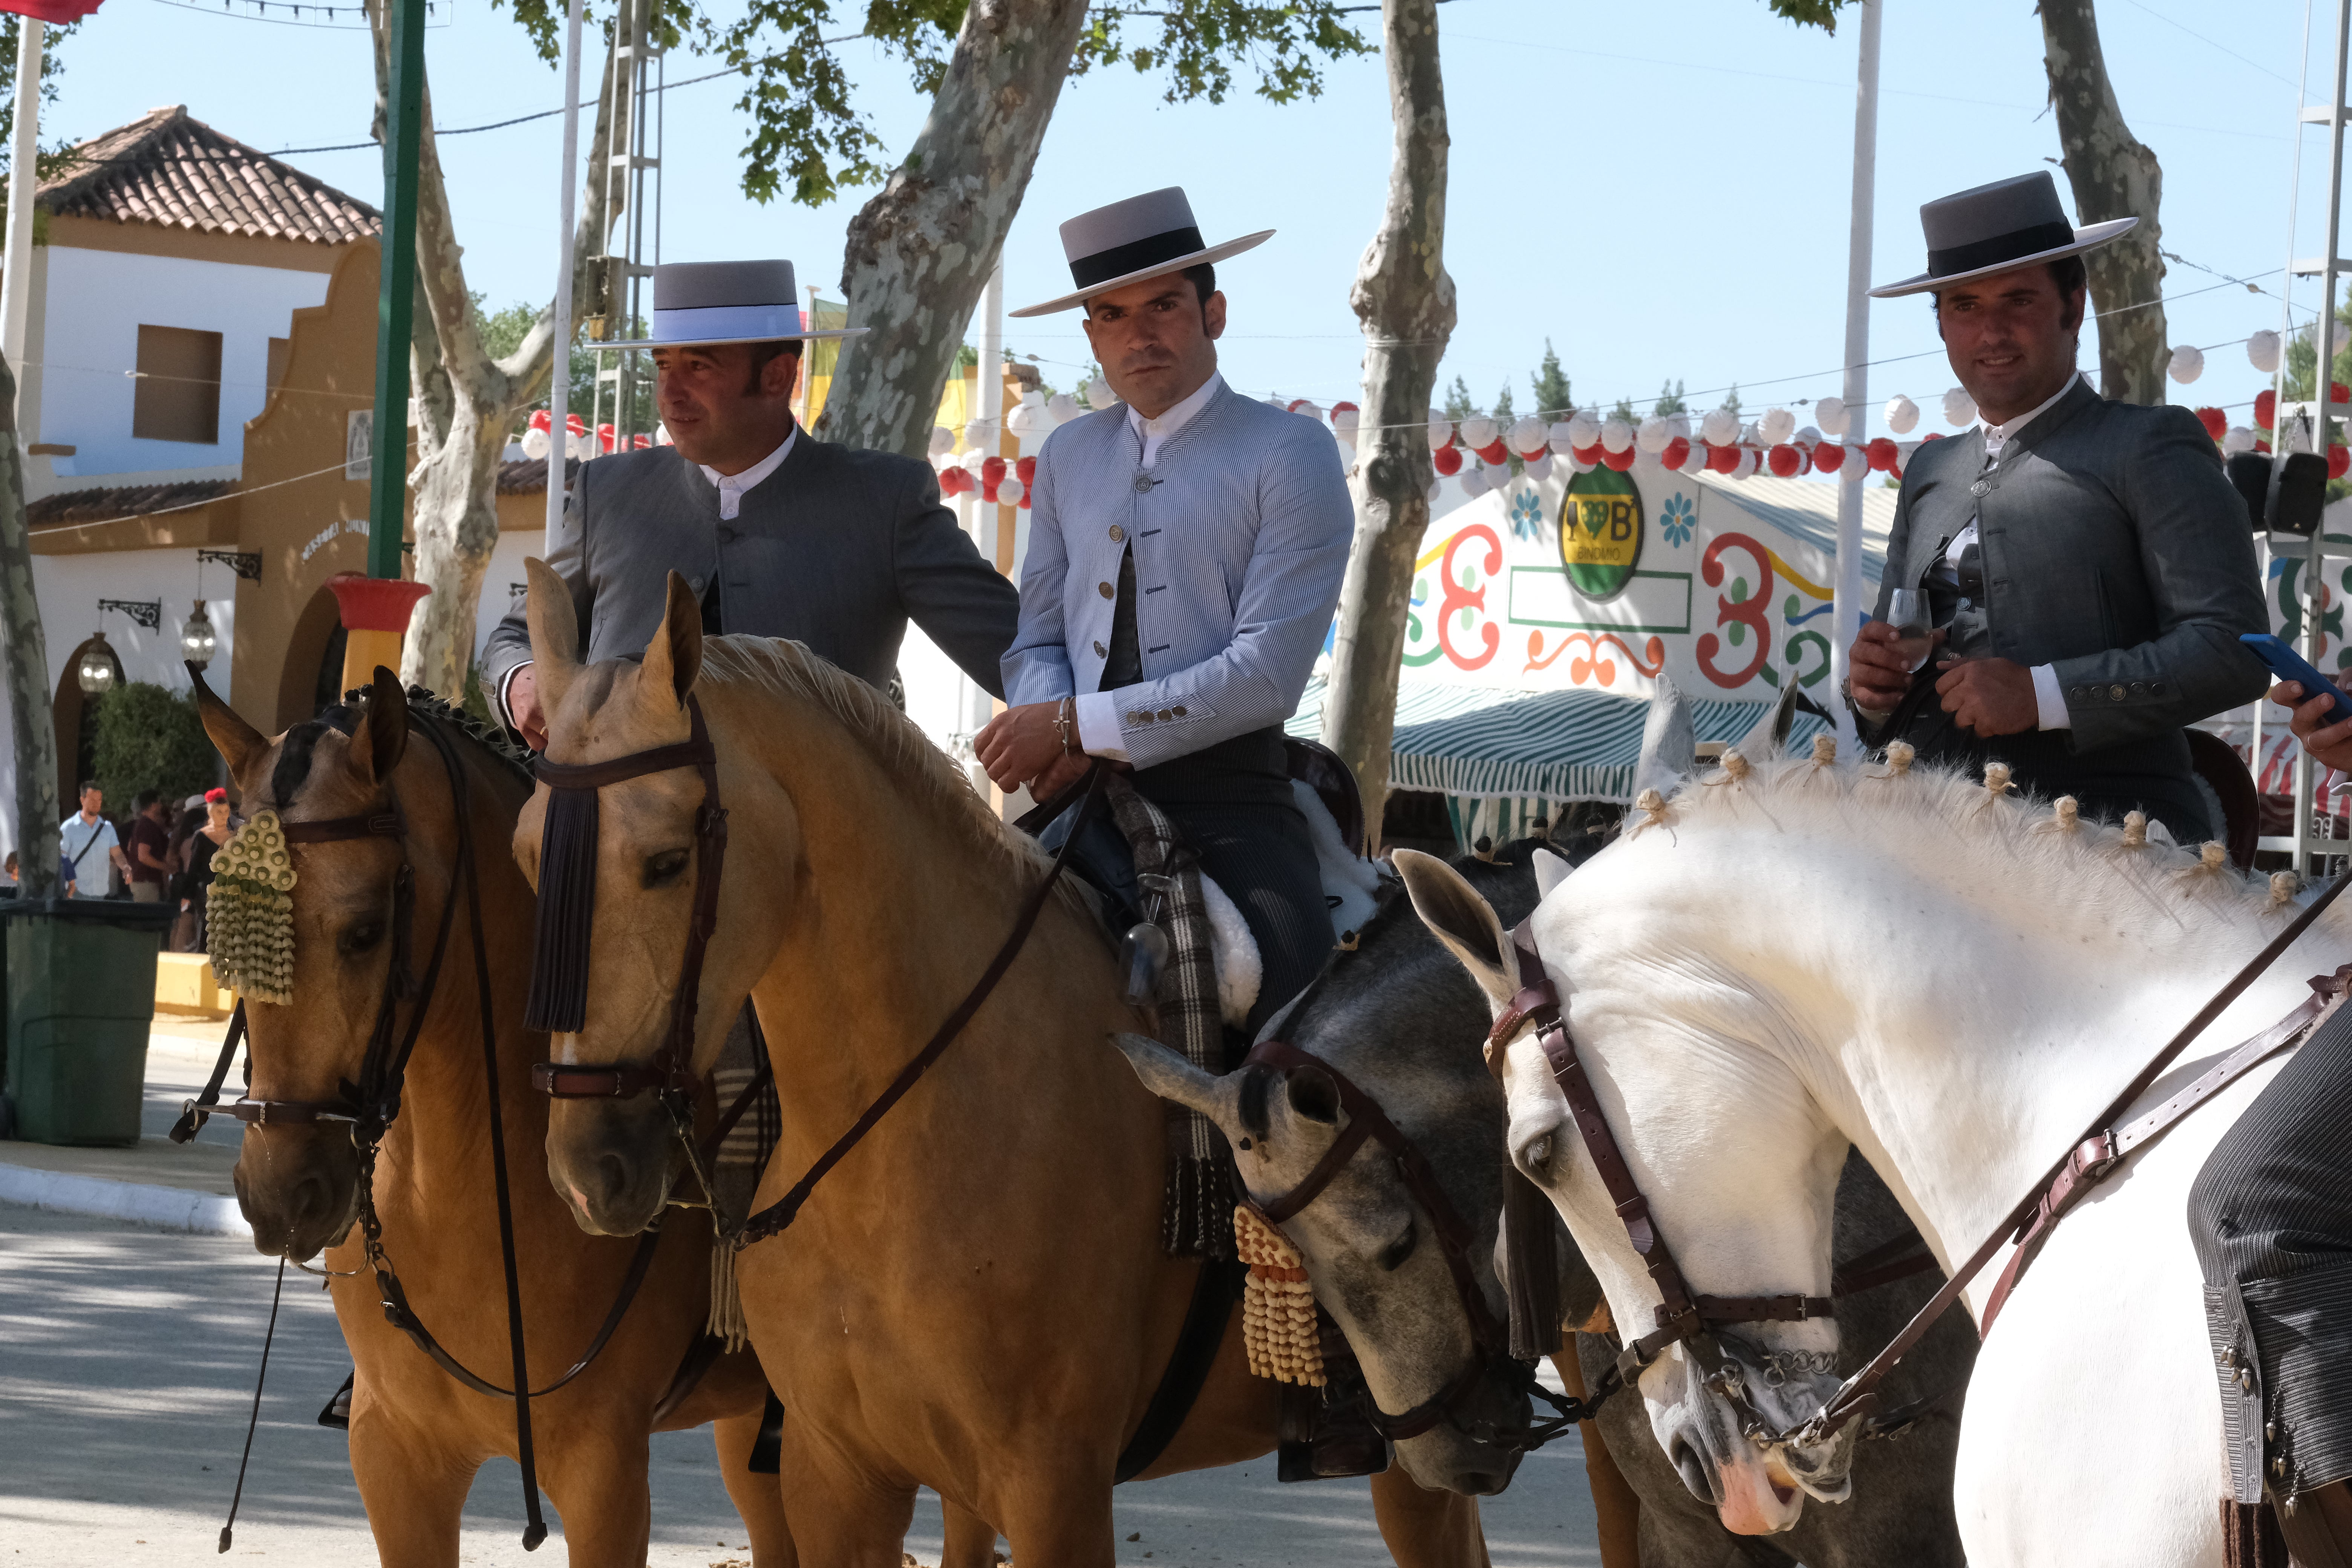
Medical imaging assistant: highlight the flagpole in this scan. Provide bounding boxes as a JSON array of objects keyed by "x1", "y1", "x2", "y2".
[
  {"x1": 547, "y1": 0, "x2": 586, "y2": 534},
  {"x1": 1832, "y1": 0, "x2": 1883, "y2": 751}
]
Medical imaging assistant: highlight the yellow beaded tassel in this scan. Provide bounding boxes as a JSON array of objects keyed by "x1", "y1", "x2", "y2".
[
  {"x1": 206, "y1": 811, "x2": 298, "y2": 1005},
  {"x1": 1234, "y1": 1204, "x2": 1324, "y2": 1387}
]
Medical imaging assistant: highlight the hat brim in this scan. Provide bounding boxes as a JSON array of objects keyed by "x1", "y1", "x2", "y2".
[
  {"x1": 586, "y1": 326, "x2": 868, "y2": 352},
  {"x1": 1009, "y1": 230, "x2": 1276, "y2": 318},
  {"x1": 1867, "y1": 217, "x2": 2138, "y2": 298}
]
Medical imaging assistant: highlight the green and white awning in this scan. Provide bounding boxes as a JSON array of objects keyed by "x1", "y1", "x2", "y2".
[{"x1": 1287, "y1": 676, "x2": 1829, "y2": 805}]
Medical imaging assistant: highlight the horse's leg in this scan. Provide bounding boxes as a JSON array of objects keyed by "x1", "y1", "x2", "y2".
[
  {"x1": 1367, "y1": 1463, "x2": 1490, "y2": 1567},
  {"x1": 346, "y1": 1403, "x2": 476, "y2": 1568},
  {"x1": 534, "y1": 1422, "x2": 653, "y2": 1568},
  {"x1": 769, "y1": 1420, "x2": 920, "y2": 1568},
  {"x1": 937, "y1": 1502, "x2": 1002, "y2": 1568},
  {"x1": 1556, "y1": 1347, "x2": 1642, "y2": 1568},
  {"x1": 712, "y1": 1410, "x2": 796, "y2": 1568}
]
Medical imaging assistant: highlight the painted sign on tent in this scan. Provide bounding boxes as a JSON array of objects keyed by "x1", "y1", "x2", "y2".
[{"x1": 1559, "y1": 467, "x2": 1643, "y2": 600}]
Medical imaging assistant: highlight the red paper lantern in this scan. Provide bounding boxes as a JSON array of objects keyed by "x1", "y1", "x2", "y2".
[
  {"x1": 2333, "y1": 446, "x2": 2351, "y2": 481},
  {"x1": 981, "y1": 456, "x2": 1006, "y2": 486},
  {"x1": 2258, "y1": 438, "x2": 2274, "y2": 453},
  {"x1": 2195, "y1": 407, "x2": 2228, "y2": 442},
  {"x1": 1571, "y1": 444, "x2": 1602, "y2": 466},
  {"x1": 1433, "y1": 446, "x2": 1463, "y2": 476},
  {"x1": 1477, "y1": 439, "x2": 1510, "y2": 466},
  {"x1": 1922, "y1": 431, "x2": 1944, "y2": 442},
  {"x1": 1331, "y1": 400, "x2": 1359, "y2": 419},
  {"x1": 1767, "y1": 444, "x2": 1801, "y2": 478},
  {"x1": 2, "y1": 0, "x2": 108, "y2": 22},
  {"x1": 1813, "y1": 442, "x2": 1846, "y2": 475},
  {"x1": 566, "y1": 413, "x2": 587, "y2": 436},
  {"x1": 1706, "y1": 443, "x2": 1739, "y2": 473},
  {"x1": 2333, "y1": 381, "x2": 2349, "y2": 406},
  {"x1": 1661, "y1": 436, "x2": 1690, "y2": 469},
  {"x1": 1016, "y1": 455, "x2": 1037, "y2": 484},
  {"x1": 528, "y1": 409, "x2": 552, "y2": 433},
  {"x1": 597, "y1": 423, "x2": 616, "y2": 453},
  {"x1": 1602, "y1": 445, "x2": 1637, "y2": 472},
  {"x1": 938, "y1": 467, "x2": 968, "y2": 498},
  {"x1": 1866, "y1": 437, "x2": 1898, "y2": 473},
  {"x1": 2256, "y1": 389, "x2": 2277, "y2": 429}
]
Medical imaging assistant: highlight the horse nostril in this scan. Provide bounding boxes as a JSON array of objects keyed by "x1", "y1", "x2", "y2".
[
  {"x1": 286, "y1": 1173, "x2": 333, "y2": 1231},
  {"x1": 1456, "y1": 1470, "x2": 1501, "y2": 1496},
  {"x1": 596, "y1": 1153, "x2": 632, "y2": 1209},
  {"x1": 1669, "y1": 1435, "x2": 1721, "y2": 1505}
]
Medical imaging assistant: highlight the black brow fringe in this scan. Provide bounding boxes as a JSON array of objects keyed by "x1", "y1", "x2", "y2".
[
  {"x1": 524, "y1": 785, "x2": 598, "y2": 1034},
  {"x1": 1504, "y1": 1167, "x2": 1564, "y2": 1361}
]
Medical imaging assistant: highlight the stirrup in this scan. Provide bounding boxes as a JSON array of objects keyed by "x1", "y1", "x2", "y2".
[{"x1": 317, "y1": 1370, "x2": 354, "y2": 1430}]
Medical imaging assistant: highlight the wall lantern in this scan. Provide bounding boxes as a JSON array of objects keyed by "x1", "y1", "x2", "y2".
[
  {"x1": 181, "y1": 600, "x2": 217, "y2": 670},
  {"x1": 76, "y1": 631, "x2": 118, "y2": 696}
]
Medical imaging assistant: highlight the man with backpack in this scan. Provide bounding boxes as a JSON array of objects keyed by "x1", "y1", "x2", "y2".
[{"x1": 60, "y1": 781, "x2": 129, "y2": 898}]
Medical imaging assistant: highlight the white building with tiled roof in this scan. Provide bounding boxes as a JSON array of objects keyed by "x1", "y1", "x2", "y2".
[{"x1": 20, "y1": 103, "x2": 380, "y2": 490}]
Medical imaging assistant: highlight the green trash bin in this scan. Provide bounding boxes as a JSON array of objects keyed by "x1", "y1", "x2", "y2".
[{"x1": 4, "y1": 896, "x2": 178, "y2": 1146}]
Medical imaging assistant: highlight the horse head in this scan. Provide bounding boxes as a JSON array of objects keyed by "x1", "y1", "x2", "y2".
[
  {"x1": 518, "y1": 558, "x2": 798, "y2": 1236},
  {"x1": 1397, "y1": 685, "x2": 1857, "y2": 1537},
  {"x1": 194, "y1": 666, "x2": 420, "y2": 1262}
]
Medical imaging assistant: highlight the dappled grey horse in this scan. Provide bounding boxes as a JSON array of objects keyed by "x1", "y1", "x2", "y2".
[{"x1": 1115, "y1": 835, "x2": 1971, "y2": 1566}]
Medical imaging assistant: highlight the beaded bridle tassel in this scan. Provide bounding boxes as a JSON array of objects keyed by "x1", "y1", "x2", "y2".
[
  {"x1": 1234, "y1": 1204, "x2": 1325, "y2": 1386},
  {"x1": 206, "y1": 811, "x2": 298, "y2": 1006}
]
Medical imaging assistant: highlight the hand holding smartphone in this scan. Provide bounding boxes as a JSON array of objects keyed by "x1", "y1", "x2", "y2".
[{"x1": 2240, "y1": 633, "x2": 2352, "y2": 720}]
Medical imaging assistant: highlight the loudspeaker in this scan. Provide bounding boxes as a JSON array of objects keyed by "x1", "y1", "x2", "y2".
[{"x1": 2225, "y1": 449, "x2": 2330, "y2": 537}]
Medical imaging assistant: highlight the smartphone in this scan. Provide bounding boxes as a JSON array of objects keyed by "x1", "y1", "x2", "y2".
[{"x1": 2241, "y1": 632, "x2": 2352, "y2": 719}]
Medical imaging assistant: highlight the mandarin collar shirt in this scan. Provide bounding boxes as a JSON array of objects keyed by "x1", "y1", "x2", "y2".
[
  {"x1": 1124, "y1": 372, "x2": 1225, "y2": 468},
  {"x1": 698, "y1": 427, "x2": 796, "y2": 521}
]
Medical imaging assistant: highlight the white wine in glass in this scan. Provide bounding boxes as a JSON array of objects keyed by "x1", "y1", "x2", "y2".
[{"x1": 1886, "y1": 588, "x2": 1932, "y2": 672}]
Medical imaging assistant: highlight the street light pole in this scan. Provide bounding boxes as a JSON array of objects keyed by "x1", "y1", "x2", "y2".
[{"x1": 0, "y1": 17, "x2": 41, "y2": 380}]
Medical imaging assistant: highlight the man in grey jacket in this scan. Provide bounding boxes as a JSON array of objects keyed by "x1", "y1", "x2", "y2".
[
  {"x1": 482, "y1": 258, "x2": 1018, "y2": 749},
  {"x1": 1847, "y1": 173, "x2": 2268, "y2": 842}
]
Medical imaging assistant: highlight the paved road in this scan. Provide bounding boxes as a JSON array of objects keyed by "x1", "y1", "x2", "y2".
[{"x1": 0, "y1": 1202, "x2": 1603, "y2": 1565}]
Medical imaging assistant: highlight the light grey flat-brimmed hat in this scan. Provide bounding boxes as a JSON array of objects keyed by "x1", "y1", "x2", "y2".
[
  {"x1": 588, "y1": 259, "x2": 867, "y2": 350},
  {"x1": 1009, "y1": 187, "x2": 1272, "y2": 318},
  {"x1": 1868, "y1": 171, "x2": 2137, "y2": 299}
]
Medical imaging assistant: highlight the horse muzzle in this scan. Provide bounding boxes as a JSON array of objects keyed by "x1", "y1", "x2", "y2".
[
  {"x1": 231, "y1": 1126, "x2": 360, "y2": 1262},
  {"x1": 545, "y1": 1095, "x2": 676, "y2": 1236}
]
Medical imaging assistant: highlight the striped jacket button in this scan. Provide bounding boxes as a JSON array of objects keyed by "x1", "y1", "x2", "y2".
[{"x1": 1093, "y1": 640, "x2": 1106, "y2": 657}]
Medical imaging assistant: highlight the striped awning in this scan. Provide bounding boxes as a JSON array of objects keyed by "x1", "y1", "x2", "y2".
[{"x1": 1287, "y1": 676, "x2": 1830, "y2": 804}]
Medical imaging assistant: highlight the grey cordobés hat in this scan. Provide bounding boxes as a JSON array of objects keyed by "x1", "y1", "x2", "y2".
[
  {"x1": 1868, "y1": 171, "x2": 2137, "y2": 299},
  {"x1": 588, "y1": 258, "x2": 867, "y2": 351},
  {"x1": 1009, "y1": 187, "x2": 1273, "y2": 318}
]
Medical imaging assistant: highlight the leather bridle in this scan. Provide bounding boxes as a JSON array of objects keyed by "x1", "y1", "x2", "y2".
[{"x1": 1233, "y1": 1036, "x2": 1596, "y2": 1452}]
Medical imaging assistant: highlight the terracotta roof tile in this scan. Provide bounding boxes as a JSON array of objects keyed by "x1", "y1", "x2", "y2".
[
  {"x1": 29, "y1": 478, "x2": 237, "y2": 527},
  {"x1": 496, "y1": 456, "x2": 582, "y2": 495},
  {"x1": 32, "y1": 105, "x2": 380, "y2": 246}
]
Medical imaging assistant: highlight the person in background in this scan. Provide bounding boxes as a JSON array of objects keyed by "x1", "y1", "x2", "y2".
[
  {"x1": 60, "y1": 782, "x2": 129, "y2": 899},
  {"x1": 125, "y1": 789, "x2": 171, "y2": 903},
  {"x1": 183, "y1": 787, "x2": 236, "y2": 948},
  {"x1": 3, "y1": 851, "x2": 17, "y2": 889},
  {"x1": 165, "y1": 795, "x2": 205, "y2": 949}
]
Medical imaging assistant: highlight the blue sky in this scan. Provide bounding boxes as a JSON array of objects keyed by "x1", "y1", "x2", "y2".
[{"x1": 47, "y1": 0, "x2": 2335, "y2": 443}]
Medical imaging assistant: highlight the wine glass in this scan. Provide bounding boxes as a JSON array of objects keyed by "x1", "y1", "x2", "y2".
[{"x1": 1885, "y1": 588, "x2": 1932, "y2": 672}]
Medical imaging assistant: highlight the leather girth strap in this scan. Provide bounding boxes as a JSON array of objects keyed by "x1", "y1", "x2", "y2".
[{"x1": 1114, "y1": 1259, "x2": 1246, "y2": 1482}]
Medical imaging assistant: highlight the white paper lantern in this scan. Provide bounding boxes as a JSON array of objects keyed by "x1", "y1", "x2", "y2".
[
  {"x1": 1730, "y1": 448, "x2": 1758, "y2": 480},
  {"x1": 1758, "y1": 406, "x2": 1796, "y2": 446},
  {"x1": 1086, "y1": 379, "x2": 1122, "y2": 412},
  {"x1": 1047, "y1": 393, "x2": 1081, "y2": 425},
  {"x1": 1815, "y1": 396, "x2": 1849, "y2": 437},
  {"x1": 1884, "y1": 394, "x2": 1920, "y2": 436},
  {"x1": 1600, "y1": 418, "x2": 1634, "y2": 454},
  {"x1": 963, "y1": 418, "x2": 997, "y2": 451},
  {"x1": 928, "y1": 425, "x2": 957, "y2": 456},
  {"x1": 1334, "y1": 443, "x2": 1359, "y2": 477},
  {"x1": 655, "y1": 424, "x2": 673, "y2": 446},
  {"x1": 2167, "y1": 345, "x2": 2205, "y2": 384},
  {"x1": 2249, "y1": 330, "x2": 2283, "y2": 374},
  {"x1": 995, "y1": 477, "x2": 1026, "y2": 506},
  {"x1": 1331, "y1": 406, "x2": 1360, "y2": 443},
  {"x1": 1739, "y1": 420, "x2": 1762, "y2": 448},
  {"x1": 1427, "y1": 413, "x2": 1455, "y2": 450},
  {"x1": 1427, "y1": 479, "x2": 1444, "y2": 506},
  {"x1": 521, "y1": 426, "x2": 551, "y2": 461},
  {"x1": 1548, "y1": 420, "x2": 1578, "y2": 455},
  {"x1": 1509, "y1": 415, "x2": 1549, "y2": 456},
  {"x1": 1635, "y1": 415, "x2": 1671, "y2": 454},
  {"x1": 962, "y1": 446, "x2": 989, "y2": 474},
  {"x1": 1896, "y1": 440, "x2": 1922, "y2": 470},
  {"x1": 1942, "y1": 387, "x2": 1977, "y2": 427},
  {"x1": 1289, "y1": 398, "x2": 1325, "y2": 423},
  {"x1": 1795, "y1": 424, "x2": 1824, "y2": 448},
  {"x1": 1677, "y1": 440, "x2": 1709, "y2": 477},
  {"x1": 1459, "y1": 468, "x2": 1492, "y2": 499},
  {"x1": 1006, "y1": 400, "x2": 1047, "y2": 438},
  {"x1": 1701, "y1": 406, "x2": 1741, "y2": 446},
  {"x1": 1522, "y1": 452, "x2": 1553, "y2": 482},
  {"x1": 1666, "y1": 412, "x2": 1692, "y2": 446},
  {"x1": 1459, "y1": 414, "x2": 1499, "y2": 451},
  {"x1": 2223, "y1": 424, "x2": 2257, "y2": 455},
  {"x1": 1566, "y1": 410, "x2": 1601, "y2": 450}
]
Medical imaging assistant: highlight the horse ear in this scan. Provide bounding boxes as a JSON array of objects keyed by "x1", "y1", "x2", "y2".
[
  {"x1": 525, "y1": 556, "x2": 581, "y2": 718},
  {"x1": 638, "y1": 570, "x2": 703, "y2": 712},
  {"x1": 1532, "y1": 845, "x2": 1574, "y2": 901},
  {"x1": 1634, "y1": 674, "x2": 1695, "y2": 797},
  {"x1": 1736, "y1": 680, "x2": 1801, "y2": 759},
  {"x1": 349, "y1": 666, "x2": 409, "y2": 786},
  {"x1": 1107, "y1": 1032, "x2": 1247, "y2": 1141},
  {"x1": 189, "y1": 662, "x2": 270, "y2": 786},
  {"x1": 1395, "y1": 848, "x2": 1524, "y2": 1010}
]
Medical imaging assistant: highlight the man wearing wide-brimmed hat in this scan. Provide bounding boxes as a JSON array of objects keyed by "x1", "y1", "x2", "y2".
[
  {"x1": 1844, "y1": 170, "x2": 2267, "y2": 842},
  {"x1": 482, "y1": 257, "x2": 1019, "y2": 749},
  {"x1": 974, "y1": 188, "x2": 1353, "y2": 1031}
]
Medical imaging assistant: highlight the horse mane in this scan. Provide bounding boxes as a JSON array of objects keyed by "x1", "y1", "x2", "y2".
[
  {"x1": 1640, "y1": 743, "x2": 2305, "y2": 926},
  {"x1": 693, "y1": 636, "x2": 1073, "y2": 896},
  {"x1": 271, "y1": 683, "x2": 537, "y2": 805}
]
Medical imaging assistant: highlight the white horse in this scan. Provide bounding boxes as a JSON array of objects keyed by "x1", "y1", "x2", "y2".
[{"x1": 1395, "y1": 694, "x2": 2344, "y2": 1565}]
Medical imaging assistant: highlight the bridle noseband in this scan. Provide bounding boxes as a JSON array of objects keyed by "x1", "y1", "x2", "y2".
[{"x1": 1234, "y1": 1036, "x2": 1594, "y2": 1452}]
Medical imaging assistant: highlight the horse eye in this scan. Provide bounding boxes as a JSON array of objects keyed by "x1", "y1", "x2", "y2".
[
  {"x1": 1377, "y1": 1216, "x2": 1418, "y2": 1272},
  {"x1": 1522, "y1": 1135, "x2": 1554, "y2": 1175},
  {"x1": 338, "y1": 921, "x2": 384, "y2": 956},
  {"x1": 643, "y1": 849, "x2": 690, "y2": 888}
]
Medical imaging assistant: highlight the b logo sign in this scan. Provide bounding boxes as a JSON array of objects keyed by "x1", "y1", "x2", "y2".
[{"x1": 1559, "y1": 468, "x2": 1643, "y2": 601}]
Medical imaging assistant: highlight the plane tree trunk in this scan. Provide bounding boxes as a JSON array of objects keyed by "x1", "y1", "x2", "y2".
[
  {"x1": 0, "y1": 351, "x2": 57, "y2": 896},
  {"x1": 1321, "y1": 0, "x2": 1454, "y2": 848},
  {"x1": 815, "y1": 0, "x2": 1092, "y2": 457},
  {"x1": 2039, "y1": 0, "x2": 2168, "y2": 404}
]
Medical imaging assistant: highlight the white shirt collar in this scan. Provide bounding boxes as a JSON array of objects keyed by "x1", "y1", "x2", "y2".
[
  {"x1": 1126, "y1": 372, "x2": 1224, "y2": 467},
  {"x1": 1980, "y1": 371, "x2": 2081, "y2": 459},
  {"x1": 698, "y1": 427, "x2": 796, "y2": 520}
]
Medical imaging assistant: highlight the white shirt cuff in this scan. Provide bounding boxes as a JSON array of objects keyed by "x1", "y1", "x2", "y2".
[
  {"x1": 1074, "y1": 691, "x2": 1130, "y2": 762},
  {"x1": 498, "y1": 662, "x2": 532, "y2": 730},
  {"x1": 2031, "y1": 663, "x2": 2073, "y2": 731}
]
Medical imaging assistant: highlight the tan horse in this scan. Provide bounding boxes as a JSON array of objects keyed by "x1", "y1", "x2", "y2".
[
  {"x1": 194, "y1": 672, "x2": 790, "y2": 1565},
  {"x1": 518, "y1": 561, "x2": 1496, "y2": 1566}
]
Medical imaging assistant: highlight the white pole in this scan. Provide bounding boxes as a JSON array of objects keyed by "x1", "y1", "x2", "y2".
[
  {"x1": 545, "y1": 0, "x2": 586, "y2": 533},
  {"x1": 1, "y1": 20, "x2": 43, "y2": 378},
  {"x1": 1831, "y1": 0, "x2": 1882, "y2": 752},
  {"x1": 976, "y1": 255, "x2": 1007, "y2": 570}
]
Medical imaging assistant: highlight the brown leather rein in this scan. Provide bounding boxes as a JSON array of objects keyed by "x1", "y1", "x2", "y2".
[{"x1": 1498, "y1": 866, "x2": 2352, "y2": 1453}]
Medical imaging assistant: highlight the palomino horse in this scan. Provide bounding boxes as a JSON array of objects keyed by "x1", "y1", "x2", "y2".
[
  {"x1": 1398, "y1": 706, "x2": 2348, "y2": 1566},
  {"x1": 517, "y1": 562, "x2": 1494, "y2": 1566},
  {"x1": 1113, "y1": 836, "x2": 1972, "y2": 1567},
  {"x1": 194, "y1": 671, "x2": 788, "y2": 1564}
]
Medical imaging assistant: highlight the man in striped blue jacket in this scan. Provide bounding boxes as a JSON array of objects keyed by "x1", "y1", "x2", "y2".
[{"x1": 975, "y1": 187, "x2": 1354, "y2": 1030}]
